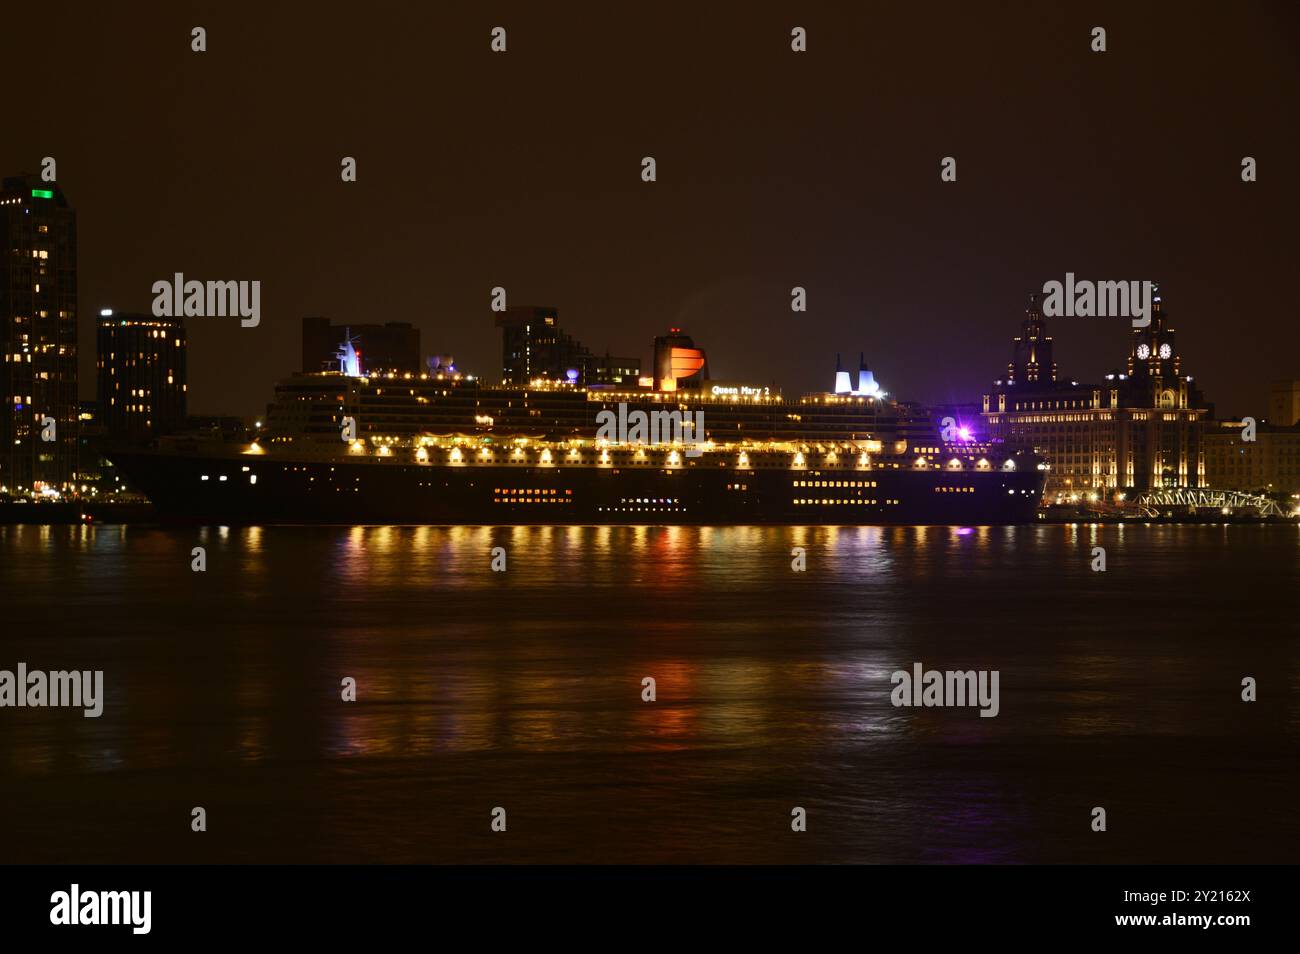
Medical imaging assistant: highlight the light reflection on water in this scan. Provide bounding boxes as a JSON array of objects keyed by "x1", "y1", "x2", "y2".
[{"x1": 1, "y1": 523, "x2": 1297, "y2": 863}]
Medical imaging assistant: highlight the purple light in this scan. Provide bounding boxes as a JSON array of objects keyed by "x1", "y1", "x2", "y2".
[
  {"x1": 956, "y1": 527, "x2": 974, "y2": 536},
  {"x1": 958, "y1": 427, "x2": 972, "y2": 441},
  {"x1": 565, "y1": 368, "x2": 579, "y2": 382}
]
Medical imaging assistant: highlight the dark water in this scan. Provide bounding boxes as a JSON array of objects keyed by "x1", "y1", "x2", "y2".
[{"x1": 2, "y1": 523, "x2": 1297, "y2": 864}]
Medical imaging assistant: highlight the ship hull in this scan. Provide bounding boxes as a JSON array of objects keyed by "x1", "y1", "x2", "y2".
[{"x1": 109, "y1": 450, "x2": 1045, "y2": 525}]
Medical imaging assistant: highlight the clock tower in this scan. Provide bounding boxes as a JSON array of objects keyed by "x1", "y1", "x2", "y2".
[
  {"x1": 1116, "y1": 287, "x2": 1206, "y2": 418},
  {"x1": 1126, "y1": 286, "x2": 1182, "y2": 381}
]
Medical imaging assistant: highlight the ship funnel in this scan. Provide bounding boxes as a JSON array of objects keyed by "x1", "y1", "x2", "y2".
[
  {"x1": 834, "y1": 353, "x2": 852, "y2": 394},
  {"x1": 855, "y1": 353, "x2": 879, "y2": 396}
]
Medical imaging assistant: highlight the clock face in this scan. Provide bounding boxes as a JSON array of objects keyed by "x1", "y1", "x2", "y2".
[
  {"x1": 1136, "y1": 343, "x2": 1150, "y2": 360},
  {"x1": 1158, "y1": 343, "x2": 1172, "y2": 359}
]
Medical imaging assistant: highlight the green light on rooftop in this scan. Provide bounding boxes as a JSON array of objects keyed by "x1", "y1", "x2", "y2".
[{"x1": 31, "y1": 189, "x2": 54, "y2": 199}]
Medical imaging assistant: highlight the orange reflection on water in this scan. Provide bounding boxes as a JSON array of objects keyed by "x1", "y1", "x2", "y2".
[{"x1": 632, "y1": 659, "x2": 698, "y2": 750}]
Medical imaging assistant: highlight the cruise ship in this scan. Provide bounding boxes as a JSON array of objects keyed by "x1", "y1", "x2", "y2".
[{"x1": 109, "y1": 370, "x2": 1046, "y2": 525}]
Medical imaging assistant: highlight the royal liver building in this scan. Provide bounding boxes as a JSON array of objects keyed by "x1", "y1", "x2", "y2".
[{"x1": 983, "y1": 290, "x2": 1207, "y2": 501}]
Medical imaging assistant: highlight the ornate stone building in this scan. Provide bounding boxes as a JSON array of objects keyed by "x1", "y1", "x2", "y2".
[{"x1": 983, "y1": 291, "x2": 1209, "y2": 500}]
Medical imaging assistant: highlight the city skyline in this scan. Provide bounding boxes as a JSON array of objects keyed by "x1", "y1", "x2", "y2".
[
  {"x1": 7, "y1": 168, "x2": 1298, "y2": 504},
  {"x1": 2, "y1": 4, "x2": 1296, "y2": 420}
]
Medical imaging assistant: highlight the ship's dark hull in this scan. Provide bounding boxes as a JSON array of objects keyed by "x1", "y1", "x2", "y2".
[{"x1": 109, "y1": 450, "x2": 1045, "y2": 525}]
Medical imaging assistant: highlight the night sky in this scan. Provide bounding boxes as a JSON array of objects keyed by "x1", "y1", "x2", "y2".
[{"x1": 4, "y1": 1, "x2": 1297, "y2": 418}]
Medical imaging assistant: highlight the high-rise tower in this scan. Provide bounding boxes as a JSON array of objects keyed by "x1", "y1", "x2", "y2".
[
  {"x1": 96, "y1": 311, "x2": 188, "y2": 441},
  {"x1": 0, "y1": 175, "x2": 78, "y2": 494}
]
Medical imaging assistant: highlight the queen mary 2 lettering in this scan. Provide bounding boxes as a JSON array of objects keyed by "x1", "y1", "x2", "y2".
[{"x1": 108, "y1": 354, "x2": 1045, "y2": 525}]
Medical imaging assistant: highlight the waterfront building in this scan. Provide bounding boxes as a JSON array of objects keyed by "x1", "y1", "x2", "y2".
[
  {"x1": 0, "y1": 175, "x2": 78, "y2": 494},
  {"x1": 1203, "y1": 420, "x2": 1300, "y2": 496},
  {"x1": 1268, "y1": 380, "x2": 1300, "y2": 427},
  {"x1": 494, "y1": 306, "x2": 640, "y2": 387},
  {"x1": 983, "y1": 291, "x2": 1209, "y2": 500},
  {"x1": 96, "y1": 310, "x2": 188, "y2": 441}
]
